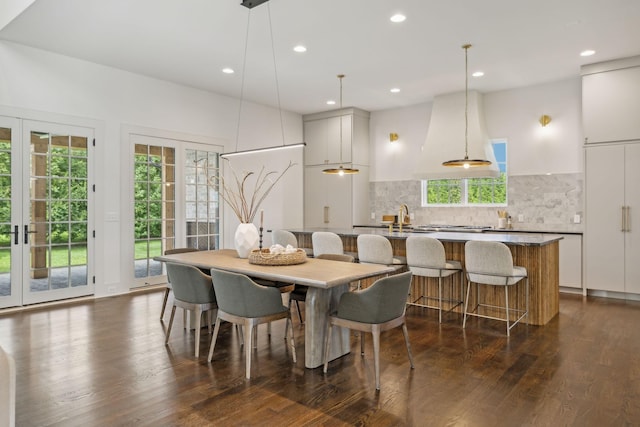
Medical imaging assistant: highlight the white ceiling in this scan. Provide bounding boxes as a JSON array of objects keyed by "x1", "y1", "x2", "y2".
[{"x1": 1, "y1": 0, "x2": 640, "y2": 115}]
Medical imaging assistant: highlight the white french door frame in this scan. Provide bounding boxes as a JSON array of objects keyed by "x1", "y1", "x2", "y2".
[
  {"x1": 121, "y1": 125, "x2": 225, "y2": 289},
  {"x1": 0, "y1": 116, "x2": 21, "y2": 308},
  {"x1": 21, "y1": 120, "x2": 95, "y2": 305},
  {"x1": 0, "y1": 115, "x2": 96, "y2": 308}
]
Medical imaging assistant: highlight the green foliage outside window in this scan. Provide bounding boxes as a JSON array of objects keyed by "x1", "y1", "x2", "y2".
[
  {"x1": 423, "y1": 141, "x2": 507, "y2": 206},
  {"x1": 134, "y1": 157, "x2": 163, "y2": 239}
]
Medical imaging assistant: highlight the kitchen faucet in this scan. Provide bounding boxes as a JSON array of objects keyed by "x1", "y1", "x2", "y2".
[{"x1": 399, "y1": 204, "x2": 410, "y2": 232}]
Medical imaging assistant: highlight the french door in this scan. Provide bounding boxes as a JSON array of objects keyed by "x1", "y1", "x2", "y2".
[{"x1": 0, "y1": 117, "x2": 94, "y2": 308}]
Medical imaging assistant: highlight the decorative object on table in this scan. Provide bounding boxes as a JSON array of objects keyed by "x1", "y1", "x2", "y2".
[
  {"x1": 259, "y1": 209, "x2": 264, "y2": 250},
  {"x1": 248, "y1": 244, "x2": 307, "y2": 266},
  {"x1": 208, "y1": 160, "x2": 295, "y2": 258}
]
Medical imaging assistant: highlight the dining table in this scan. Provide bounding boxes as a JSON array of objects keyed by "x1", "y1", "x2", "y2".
[{"x1": 154, "y1": 249, "x2": 394, "y2": 368}]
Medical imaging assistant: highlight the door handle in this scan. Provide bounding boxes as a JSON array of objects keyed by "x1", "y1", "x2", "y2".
[
  {"x1": 622, "y1": 206, "x2": 626, "y2": 232},
  {"x1": 0, "y1": 225, "x2": 19, "y2": 245},
  {"x1": 323, "y1": 206, "x2": 329, "y2": 224},
  {"x1": 24, "y1": 225, "x2": 37, "y2": 244},
  {"x1": 626, "y1": 206, "x2": 631, "y2": 232}
]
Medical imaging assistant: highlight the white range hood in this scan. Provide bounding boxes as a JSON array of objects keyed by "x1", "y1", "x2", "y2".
[{"x1": 414, "y1": 90, "x2": 500, "y2": 179}]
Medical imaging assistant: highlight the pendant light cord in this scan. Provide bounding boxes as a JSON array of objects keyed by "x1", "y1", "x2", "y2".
[
  {"x1": 267, "y1": 4, "x2": 286, "y2": 147},
  {"x1": 339, "y1": 74, "x2": 344, "y2": 164},
  {"x1": 464, "y1": 44, "x2": 469, "y2": 160},
  {"x1": 235, "y1": 12, "x2": 252, "y2": 153}
]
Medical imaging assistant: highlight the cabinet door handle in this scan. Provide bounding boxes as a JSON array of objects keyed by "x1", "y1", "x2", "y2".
[
  {"x1": 622, "y1": 206, "x2": 626, "y2": 232},
  {"x1": 323, "y1": 206, "x2": 329, "y2": 224},
  {"x1": 626, "y1": 206, "x2": 631, "y2": 232}
]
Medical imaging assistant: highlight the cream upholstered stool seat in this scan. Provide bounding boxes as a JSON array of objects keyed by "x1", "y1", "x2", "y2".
[
  {"x1": 406, "y1": 235, "x2": 464, "y2": 323},
  {"x1": 323, "y1": 271, "x2": 415, "y2": 390},
  {"x1": 356, "y1": 234, "x2": 407, "y2": 270},
  {"x1": 272, "y1": 229, "x2": 313, "y2": 257},
  {"x1": 463, "y1": 240, "x2": 529, "y2": 336}
]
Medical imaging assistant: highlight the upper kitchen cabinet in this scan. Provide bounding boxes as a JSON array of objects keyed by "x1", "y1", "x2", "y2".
[
  {"x1": 582, "y1": 56, "x2": 640, "y2": 144},
  {"x1": 303, "y1": 108, "x2": 370, "y2": 166}
]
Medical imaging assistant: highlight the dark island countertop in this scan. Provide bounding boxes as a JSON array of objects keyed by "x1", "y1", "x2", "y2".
[{"x1": 288, "y1": 227, "x2": 563, "y2": 246}]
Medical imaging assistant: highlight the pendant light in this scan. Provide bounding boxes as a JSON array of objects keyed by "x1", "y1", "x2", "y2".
[
  {"x1": 220, "y1": 0, "x2": 306, "y2": 157},
  {"x1": 442, "y1": 44, "x2": 492, "y2": 169},
  {"x1": 322, "y1": 74, "x2": 359, "y2": 175}
]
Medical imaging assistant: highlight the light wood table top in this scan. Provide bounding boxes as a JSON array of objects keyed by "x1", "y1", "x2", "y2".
[{"x1": 154, "y1": 249, "x2": 394, "y2": 288}]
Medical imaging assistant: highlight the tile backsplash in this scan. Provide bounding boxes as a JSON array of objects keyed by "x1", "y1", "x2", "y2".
[{"x1": 369, "y1": 173, "x2": 583, "y2": 233}]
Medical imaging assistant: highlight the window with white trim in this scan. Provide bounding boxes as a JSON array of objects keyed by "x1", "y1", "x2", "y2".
[{"x1": 421, "y1": 140, "x2": 507, "y2": 206}]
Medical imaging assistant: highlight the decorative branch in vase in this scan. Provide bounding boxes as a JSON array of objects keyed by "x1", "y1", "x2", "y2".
[{"x1": 206, "y1": 158, "x2": 296, "y2": 258}]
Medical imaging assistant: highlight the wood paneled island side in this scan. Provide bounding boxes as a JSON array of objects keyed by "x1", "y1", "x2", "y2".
[{"x1": 290, "y1": 228, "x2": 562, "y2": 326}]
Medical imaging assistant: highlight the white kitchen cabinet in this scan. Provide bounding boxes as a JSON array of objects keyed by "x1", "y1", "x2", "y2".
[
  {"x1": 303, "y1": 108, "x2": 369, "y2": 166},
  {"x1": 559, "y1": 234, "x2": 582, "y2": 290},
  {"x1": 304, "y1": 165, "x2": 369, "y2": 229},
  {"x1": 582, "y1": 56, "x2": 640, "y2": 144},
  {"x1": 584, "y1": 143, "x2": 640, "y2": 293}
]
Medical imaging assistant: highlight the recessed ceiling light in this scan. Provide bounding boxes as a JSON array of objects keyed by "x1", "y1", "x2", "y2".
[
  {"x1": 472, "y1": 71, "x2": 484, "y2": 77},
  {"x1": 222, "y1": 68, "x2": 234, "y2": 74},
  {"x1": 326, "y1": 100, "x2": 336, "y2": 105},
  {"x1": 580, "y1": 49, "x2": 596, "y2": 57},
  {"x1": 390, "y1": 14, "x2": 406, "y2": 23},
  {"x1": 390, "y1": 88, "x2": 401, "y2": 93},
  {"x1": 293, "y1": 45, "x2": 307, "y2": 53}
]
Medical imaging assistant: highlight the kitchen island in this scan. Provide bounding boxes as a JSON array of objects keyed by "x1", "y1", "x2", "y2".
[{"x1": 290, "y1": 228, "x2": 562, "y2": 326}]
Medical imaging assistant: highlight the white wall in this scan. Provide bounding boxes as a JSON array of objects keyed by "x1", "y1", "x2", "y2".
[
  {"x1": 369, "y1": 77, "x2": 583, "y2": 181},
  {"x1": 0, "y1": 41, "x2": 303, "y2": 297}
]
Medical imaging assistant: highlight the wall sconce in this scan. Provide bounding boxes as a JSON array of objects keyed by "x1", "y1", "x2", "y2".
[
  {"x1": 539, "y1": 115, "x2": 552, "y2": 127},
  {"x1": 389, "y1": 133, "x2": 399, "y2": 142}
]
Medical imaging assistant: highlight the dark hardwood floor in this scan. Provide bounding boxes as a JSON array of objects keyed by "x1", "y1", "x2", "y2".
[{"x1": 1, "y1": 290, "x2": 640, "y2": 426}]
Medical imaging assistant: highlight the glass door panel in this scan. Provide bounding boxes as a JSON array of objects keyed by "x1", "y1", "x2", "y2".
[
  {"x1": 0, "y1": 118, "x2": 20, "y2": 308},
  {"x1": 22, "y1": 121, "x2": 93, "y2": 305},
  {"x1": 133, "y1": 142, "x2": 175, "y2": 286},
  {"x1": 185, "y1": 149, "x2": 220, "y2": 251}
]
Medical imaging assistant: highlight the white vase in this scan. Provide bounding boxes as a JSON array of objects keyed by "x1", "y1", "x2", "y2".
[{"x1": 234, "y1": 223, "x2": 259, "y2": 258}]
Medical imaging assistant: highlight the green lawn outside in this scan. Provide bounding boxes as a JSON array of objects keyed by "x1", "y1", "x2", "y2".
[{"x1": 0, "y1": 241, "x2": 159, "y2": 272}]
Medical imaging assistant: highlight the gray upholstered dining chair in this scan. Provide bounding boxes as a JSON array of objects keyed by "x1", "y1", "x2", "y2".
[
  {"x1": 161, "y1": 247, "x2": 200, "y2": 320},
  {"x1": 406, "y1": 235, "x2": 464, "y2": 323},
  {"x1": 463, "y1": 240, "x2": 529, "y2": 336},
  {"x1": 323, "y1": 271, "x2": 415, "y2": 390},
  {"x1": 207, "y1": 268, "x2": 296, "y2": 380},
  {"x1": 287, "y1": 253, "x2": 355, "y2": 325},
  {"x1": 0, "y1": 345, "x2": 15, "y2": 427},
  {"x1": 165, "y1": 262, "x2": 217, "y2": 358}
]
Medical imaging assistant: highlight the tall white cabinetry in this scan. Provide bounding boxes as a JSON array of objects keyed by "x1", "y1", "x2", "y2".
[
  {"x1": 303, "y1": 108, "x2": 369, "y2": 229},
  {"x1": 583, "y1": 55, "x2": 640, "y2": 295}
]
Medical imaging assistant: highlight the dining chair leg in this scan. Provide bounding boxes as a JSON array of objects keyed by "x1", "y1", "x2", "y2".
[
  {"x1": 244, "y1": 321, "x2": 253, "y2": 379},
  {"x1": 287, "y1": 316, "x2": 297, "y2": 363},
  {"x1": 207, "y1": 310, "x2": 213, "y2": 335},
  {"x1": 165, "y1": 306, "x2": 176, "y2": 344},
  {"x1": 207, "y1": 316, "x2": 222, "y2": 362},
  {"x1": 438, "y1": 275, "x2": 443, "y2": 323},
  {"x1": 323, "y1": 322, "x2": 333, "y2": 373},
  {"x1": 236, "y1": 325, "x2": 244, "y2": 347},
  {"x1": 295, "y1": 300, "x2": 303, "y2": 323},
  {"x1": 194, "y1": 307, "x2": 202, "y2": 357},
  {"x1": 462, "y1": 277, "x2": 472, "y2": 329},
  {"x1": 360, "y1": 332, "x2": 365, "y2": 356},
  {"x1": 372, "y1": 325, "x2": 381, "y2": 390},
  {"x1": 160, "y1": 288, "x2": 170, "y2": 320},
  {"x1": 401, "y1": 323, "x2": 415, "y2": 368},
  {"x1": 505, "y1": 285, "x2": 510, "y2": 337}
]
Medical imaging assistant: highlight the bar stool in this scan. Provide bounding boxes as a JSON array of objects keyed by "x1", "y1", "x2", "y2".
[
  {"x1": 405, "y1": 235, "x2": 463, "y2": 323},
  {"x1": 357, "y1": 234, "x2": 406, "y2": 270},
  {"x1": 463, "y1": 240, "x2": 528, "y2": 336},
  {"x1": 272, "y1": 229, "x2": 313, "y2": 257}
]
